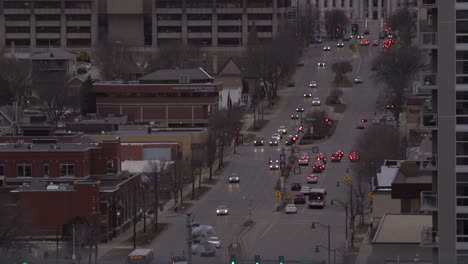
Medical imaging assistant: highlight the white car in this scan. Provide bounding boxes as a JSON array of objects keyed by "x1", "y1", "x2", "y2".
[
  {"x1": 323, "y1": 46, "x2": 331, "y2": 51},
  {"x1": 300, "y1": 186, "x2": 311, "y2": 194},
  {"x1": 216, "y1": 205, "x2": 229, "y2": 215},
  {"x1": 311, "y1": 97, "x2": 321, "y2": 106},
  {"x1": 270, "y1": 160, "x2": 280, "y2": 169},
  {"x1": 354, "y1": 76, "x2": 363, "y2": 83},
  {"x1": 277, "y1": 126, "x2": 287, "y2": 134},
  {"x1": 285, "y1": 204, "x2": 298, "y2": 214},
  {"x1": 207, "y1": 237, "x2": 221, "y2": 248},
  {"x1": 317, "y1": 62, "x2": 326, "y2": 67},
  {"x1": 309, "y1": 81, "x2": 317, "y2": 88},
  {"x1": 271, "y1": 133, "x2": 281, "y2": 141},
  {"x1": 229, "y1": 173, "x2": 240, "y2": 183}
]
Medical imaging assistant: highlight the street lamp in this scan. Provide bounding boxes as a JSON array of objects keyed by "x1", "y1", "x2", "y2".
[
  {"x1": 331, "y1": 199, "x2": 349, "y2": 246},
  {"x1": 311, "y1": 222, "x2": 331, "y2": 264}
]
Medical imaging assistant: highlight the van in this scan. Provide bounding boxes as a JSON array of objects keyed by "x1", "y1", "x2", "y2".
[
  {"x1": 307, "y1": 188, "x2": 327, "y2": 209},
  {"x1": 127, "y1": 248, "x2": 154, "y2": 264}
]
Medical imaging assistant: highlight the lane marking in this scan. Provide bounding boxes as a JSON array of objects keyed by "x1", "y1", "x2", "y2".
[{"x1": 259, "y1": 223, "x2": 274, "y2": 239}]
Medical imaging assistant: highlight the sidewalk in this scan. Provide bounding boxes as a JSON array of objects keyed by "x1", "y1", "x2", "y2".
[{"x1": 98, "y1": 153, "x2": 225, "y2": 259}]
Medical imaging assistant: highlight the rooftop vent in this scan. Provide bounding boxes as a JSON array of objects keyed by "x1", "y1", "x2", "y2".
[{"x1": 179, "y1": 74, "x2": 190, "y2": 84}]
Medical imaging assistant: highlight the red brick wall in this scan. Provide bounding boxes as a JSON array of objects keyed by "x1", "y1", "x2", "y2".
[
  {"x1": 122, "y1": 106, "x2": 139, "y2": 121},
  {"x1": 193, "y1": 106, "x2": 208, "y2": 119},
  {"x1": 15, "y1": 182, "x2": 99, "y2": 235},
  {"x1": 0, "y1": 134, "x2": 83, "y2": 143},
  {"x1": 168, "y1": 106, "x2": 192, "y2": 119},
  {"x1": 0, "y1": 151, "x2": 88, "y2": 178},
  {"x1": 98, "y1": 106, "x2": 121, "y2": 116},
  {"x1": 142, "y1": 106, "x2": 166, "y2": 120}
]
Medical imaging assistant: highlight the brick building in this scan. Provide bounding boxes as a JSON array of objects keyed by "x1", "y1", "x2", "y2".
[
  {"x1": 92, "y1": 67, "x2": 222, "y2": 127},
  {"x1": 0, "y1": 138, "x2": 142, "y2": 241}
]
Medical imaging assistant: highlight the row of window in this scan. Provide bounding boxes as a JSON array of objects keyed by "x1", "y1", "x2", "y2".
[
  {"x1": 5, "y1": 38, "x2": 91, "y2": 47},
  {"x1": 4, "y1": 14, "x2": 91, "y2": 21},
  {"x1": 0, "y1": 160, "x2": 114, "y2": 177},
  {"x1": 156, "y1": 0, "x2": 287, "y2": 9},
  {"x1": 3, "y1": 1, "x2": 91, "y2": 9},
  {"x1": 157, "y1": 13, "x2": 276, "y2": 21},
  {"x1": 6, "y1": 26, "x2": 90, "y2": 33}
]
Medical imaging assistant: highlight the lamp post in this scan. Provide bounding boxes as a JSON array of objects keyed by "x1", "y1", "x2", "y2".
[
  {"x1": 331, "y1": 199, "x2": 349, "y2": 247},
  {"x1": 311, "y1": 222, "x2": 331, "y2": 264},
  {"x1": 337, "y1": 180, "x2": 355, "y2": 248},
  {"x1": 315, "y1": 245, "x2": 341, "y2": 264}
]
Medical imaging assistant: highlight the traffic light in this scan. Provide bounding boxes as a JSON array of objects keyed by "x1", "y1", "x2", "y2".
[
  {"x1": 336, "y1": 27, "x2": 340, "y2": 32},
  {"x1": 325, "y1": 118, "x2": 329, "y2": 123},
  {"x1": 255, "y1": 255, "x2": 261, "y2": 264},
  {"x1": 22, "y1": 262, "x2": 29, "y2": 264},
  {"x1": 230, "y1": 254, "x2": 237, "y2": 264},
  {"x1": 279, "y1": 256, "x2": 285, "y2": 264}
]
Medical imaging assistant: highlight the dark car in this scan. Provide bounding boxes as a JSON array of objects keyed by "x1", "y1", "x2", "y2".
[
  {"x1": 291, "y1": 183, "x2": 302, "y2": 191},
  {"x1": 285, "y1": 135, "x2": 297, "y2": 145},
  {"x1": 309, "y1": 37, "x2": 322, "y2": 44},
  {"x1": 254, "y1": 136, "x2": 264, "y2": 146},
  {"x1": 294, "y1": 193, "x2": 306, "y2": 204},
  {"x1": 331, "y1": 153, "x2": 341, "y2": 162},
  {"x1": 312, "y1": 162, "x2": 323, "y2": 173}
]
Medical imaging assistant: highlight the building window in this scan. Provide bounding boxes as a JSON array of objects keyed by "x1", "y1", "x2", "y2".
[
  {"x1": 106, "y1": 160, "x2": 114, "y2": 175},
  {"x1": 0, "y1": 163, "x2": 4, "y2": 176},
  {"x1": 60, "y1": 162, "x2": 75, "y2": 177},
  {"x1": 43, "y1": 163, "x2": 49, "y2": 176},
  {"x1": 17, "y1": 162, "x2": 32, "y2": 177}
]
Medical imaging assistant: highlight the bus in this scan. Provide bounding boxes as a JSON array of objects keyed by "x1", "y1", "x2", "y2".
[
  {"x1": 127, "y1": 248, "x2": 155, "y2": 264},
  {"x1": 307, "y1": 188, "x2": 327, "y2": 209}
]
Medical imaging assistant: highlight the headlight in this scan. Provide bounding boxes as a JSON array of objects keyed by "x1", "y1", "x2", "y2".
[
  {"x1": 216, "y1": 210, "x2": 220, "y2": 213},
  {"x1": 261, "y1": 141, "x2": 263, "y2": 143}
]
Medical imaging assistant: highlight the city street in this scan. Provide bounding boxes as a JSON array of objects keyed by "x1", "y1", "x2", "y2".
[{"x1": 99, "y1": 35, "x2": 384, "y2": 264}]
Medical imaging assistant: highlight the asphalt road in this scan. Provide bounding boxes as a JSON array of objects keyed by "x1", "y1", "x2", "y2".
[{"x1": 99, "y1": 35, "x2": 384, "y2": 264}]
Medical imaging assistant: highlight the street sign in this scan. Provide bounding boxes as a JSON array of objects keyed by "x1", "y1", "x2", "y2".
[
  {"x1": 344, "y1": 175, "x2": 350, "y2": 182},
  {"x1": 294, "y1": 167, "x2": 302, "y2": 175},
  {"x1": 368, "y1": 192, "x2": 373, "y2": 201},
  {"x1": 280, "y1": 154, "x2": 286, "y2": 162},
  {"x1": 275, "y1": 190, "x2": 281, "y2": 198},
  {"x1": 312, "y1": 146, "x2": 319, "y2": 153}
]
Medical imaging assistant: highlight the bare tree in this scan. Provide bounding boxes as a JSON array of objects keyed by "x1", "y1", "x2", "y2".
[
  {"x1": 324, "y1": 10, "x2": 349, "y2": 40},
  {"x1": 331, "y1": 60, "x2": 353, "y2": 87},
  {"x1": 329, "y1": 88, "x2": 344, "y2": 104},
  {"x1": 93, "y1": 39, "x2": 141, "y2": 81},
  {"x1": 208, "y1": 108, "x2": 243, "y2": 168},
  {"x1": 305, "y1": 109, "x2": 331, "y2": 139},
  {"x1": 0, "y1": 194, "x2": 29, "y2": 263},
  {"x1": 297, "y1": 6, "x2": 321, "y2": 43},
  {"x1": 62, "y1": 216, "x2": 98, "y2": 264},
  {"x1": 80, "y1": 75, "x2": 96, "y2": 115},
  {"x1": 37, "y1": 81, "x2": 76, "y2": 125},
  {"x1": 149, "y1": 42, "x2": 203, "y2": 71},
  {"x1": 205, "y1": 131, "x2": 217, "y2": 182},
  {"x1": 170, "y1": 159, "x2": 191, "y2": 210},
  {"x1": 371, "y1": 45, "x2": 424, "y2": 126},
  {"x1": 245, "y1": 28, "x2": 300, "y2": 106},
  {"x1": 0, "y1": 54, "x2": 31, "y2": 106},
  {"x1": 350, "y1": 125, "x2": 406, "y2": 186},
  {"x1": 144, "y1": 161, "x2": 165, "y2": 231},
  {"x1": 387, "y1": 8, "x2": 417, "y2": 46}
]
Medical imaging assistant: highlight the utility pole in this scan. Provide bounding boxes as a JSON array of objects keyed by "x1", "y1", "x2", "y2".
[
  {"x1": 133, "y1": 190, "x2": 137, "y2": 250},
  {"x1": 350, "y1": 183, "x2": 354, "y2": 248},
  {"x1": 327, "y1": 224, "x2": 331, "y2": 264},
  {"x1": 186, "y1": 213, "x2": 193, "y2": 264}
]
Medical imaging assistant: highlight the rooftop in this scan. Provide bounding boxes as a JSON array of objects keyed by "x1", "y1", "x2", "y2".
[
  {"x1": 373, "y1": 214, "x2": 432, "y2": 244},
  {"x1": 30, "y1": 49, "x2": 75, "y2": 60},
  {"x1": 0, "y1": 142, "x2": 97, "y2": 152},
  {"x1": 139, "y1": 67, "x2": 214, "y2": 83}
]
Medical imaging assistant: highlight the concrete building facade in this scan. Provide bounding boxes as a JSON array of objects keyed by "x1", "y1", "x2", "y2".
[
  {"x1": 416, "y1": 0, "x2": 468, "y2": 263},
  {"x1": 0, "y1": 0, "x2": 290, "y2": 53}
]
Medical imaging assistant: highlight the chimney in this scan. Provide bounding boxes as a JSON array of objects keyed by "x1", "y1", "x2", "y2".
[{"x1": 212, "y1": 54, "x2": 218, "y2": 75}]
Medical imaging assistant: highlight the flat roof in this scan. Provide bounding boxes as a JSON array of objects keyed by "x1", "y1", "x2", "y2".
[
  {"x1": 140, "y1": 67, "x2": 213, "y2": 82},
  {"x1": 0, "y1": 142, "x2": 97, "y2": 152},
  {"x1": 373, "y1": 214, "x2": 432, "y2": 244}
]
